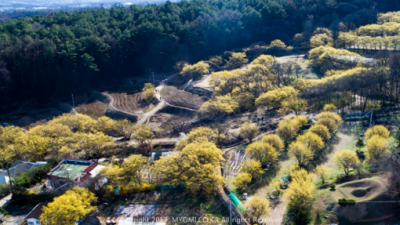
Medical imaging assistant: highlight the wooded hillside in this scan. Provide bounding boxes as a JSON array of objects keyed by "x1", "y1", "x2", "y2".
[{"x1": 0, "y1": 0, "x2": 397, "y2": 113}]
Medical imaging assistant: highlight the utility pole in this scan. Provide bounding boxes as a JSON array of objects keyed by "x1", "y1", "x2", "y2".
[
  {"x1": 152, "y1": 72, "x2": 155, "y2": 86},
  {"x1": 71, "y1": 93, "x2": 76, "y2": 112},
  {"x1": 6, "y1": 166, "x2": 14, "y2": 195},
  {"x1": 229, "y1": 194, "x2": 232, "y2": 225},
  {"x1": 369, "y1": 109, "x2": 373, "y2": 128}
]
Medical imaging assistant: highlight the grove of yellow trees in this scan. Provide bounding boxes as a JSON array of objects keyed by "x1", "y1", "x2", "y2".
[
  {"x1": 40, "y1": 187, "x2": 97, "y2": 225},
  {"x1": 0, "y1": 113, "x2": 147, "y2": 164}
]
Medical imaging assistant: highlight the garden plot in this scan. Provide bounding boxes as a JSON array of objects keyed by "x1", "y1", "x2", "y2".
[{"x1": 108, "y1": 92, "x2": 156, "y2": 114}]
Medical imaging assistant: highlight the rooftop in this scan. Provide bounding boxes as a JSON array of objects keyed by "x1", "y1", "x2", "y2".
[
  {"x1": 0, "y1": 161, "x2": 46, "y2": 184},
  {"x1": 25, "y1": 202, "x2": 49, "y2": 220},
  {"x1": 47, "y1": 159, "x2": 98, "y2": 182}
]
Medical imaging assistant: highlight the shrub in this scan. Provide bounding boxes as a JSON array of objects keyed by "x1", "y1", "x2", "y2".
[
  {"x1": 329, "y1": 184, "x2": 336, "y2": 190},
  {"x1": 347, "y1": 199, "x2": 356, "y2": 205},
  {"x1": 103, "y1": 185, "x2": 115, "y2": 200},
  {"x1": 338, "y1": 198, "x2": 356, "y2": 206},
  {"x1": 338, "y1": 198, "x2": 347, "y2": 206},
  {"x1": 271, "y1": 190, "x2": 282, "y2": 197},
  {"x1": 119, "y1": 185, "x2": 134, "y2": 197},
  {"x1": 135, "y1": 184, "x2": 154, "y2": 192}
]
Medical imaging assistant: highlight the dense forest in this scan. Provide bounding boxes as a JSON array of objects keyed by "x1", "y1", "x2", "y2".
[{"x1": 0, "y1": 0, "x2": 399, "y2": 113}]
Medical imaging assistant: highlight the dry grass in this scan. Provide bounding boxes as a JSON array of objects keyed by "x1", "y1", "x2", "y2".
[
  {"x1": 192, "y1": 75, "x2": 212, "y2": 88},
  {"x1": 161, "y1": 86, "x2": 204, "y2": 110}
]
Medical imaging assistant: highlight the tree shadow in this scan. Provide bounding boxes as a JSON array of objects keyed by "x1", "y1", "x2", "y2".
[
  {"x1": 269, "y1": 198, "x2": 282, "y2": 208},
  {"x1": 308, "y1": 133, "x2": 341, "y2": 170},
  {"x1": 245, "y1": 163, "x2": 281, "y2": 195}
]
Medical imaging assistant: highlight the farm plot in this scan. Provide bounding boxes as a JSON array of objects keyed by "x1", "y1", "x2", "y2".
[
  {"x1": 108, "y1": 92, "x2": 157, "y2": 115},
  {"x1": 147, "y1": 106, "x2": 198, "y2": 132},
  {"x1": 161, "y1": 86, "x2": 204, "y2": 110},
  {"x1": 75, "y1": 92, "x2": 110, "y2": 119}
]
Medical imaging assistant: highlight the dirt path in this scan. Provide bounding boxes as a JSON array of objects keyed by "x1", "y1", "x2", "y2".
[
  {"x1": 163, "y1": 102, "x2": 198, "y2": 112},
  {"x1": 266, "y1": 199, "x2": 287, "y2": 224},
  {"x1": 137, "y1": 100, "x2": 166, "y2": 124},
  {"x1": 255, "y1": 151, "x2": 295, "y2": 225}
]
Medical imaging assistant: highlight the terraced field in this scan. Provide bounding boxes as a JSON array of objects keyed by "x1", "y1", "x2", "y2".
[
  {"x1": 161, "y1": 86, "x2": 204, "y2": 110},
  {"x1": 147, "y1": 106, "x2": 198, "y2": 132},
  {"x1": 108, "y1": 92, "x2": 156, "y2": 115}
]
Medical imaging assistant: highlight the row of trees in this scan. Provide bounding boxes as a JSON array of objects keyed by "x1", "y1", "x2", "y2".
[
  {"x1": 288, "y1": 112, "x2": 343, "y2": 167},
  {"x1": 232, "y1": 116, "x2": 307, "y2": 189},
  {"x1": 296, "y1": 45, "x2": 400, "y2": 109}
]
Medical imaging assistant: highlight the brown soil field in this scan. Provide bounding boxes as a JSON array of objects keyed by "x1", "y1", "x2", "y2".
[
  {"x1": 75, "y1": 92, "x2": 137, "y2": 122},
  {"x1": 108, "y1": 91, "x2": 158, "y2": 114},
  {"x1": 161, "y1": 86, "x2": 204, "y2": 110},
  {"x1": 147, "y1": 106, "x2": 198, "y2": 132},
  {"x1": 75, "y1": 92, "x2": 110, "y2": 119}
]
